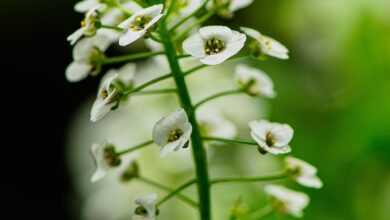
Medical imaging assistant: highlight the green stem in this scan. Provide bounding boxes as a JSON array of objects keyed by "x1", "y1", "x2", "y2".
[
  {"x1": 157, "y1": 179, "x2": 197, "y2": 206},
  {"x1": 183, "y1": 64, "x2": 208, "y2": 76},
  {"x1": 116, "y1": 140, "x2": 153, "y2": 156},
  {"x1": 159, "y1": 22, "x2": 211, "y2": 220},
  {"x1": 101, "y1": 51, "x2": 164, "y2": 65},
  {"x1": 100, "y1": 24, "x2": 124, "y2": 32},
  {"x1": 248, "y1": 206, "x2": 274, "y2": 219},
  {"x1": 210, "y1": 172, "x2": 288, "y2": 185},
  {"x1": 122, "y1": 73, "x2": 172, "y2": 95},
  {"x1": 194, "y1": 89, "x2": 244, "y2": 109},
  {"x1": 131, "y1": 88, "x2": 177, "y2": 96},
  {"x1": 169, "y1": 0, "x2": 211, "y2": 32},
  {"x1": 202, "y1": 137, "x2": 257, "y2": 146},
  {"x1": 138, "y1": 177, "x2": 198, "y2": 208},
  {"x1": 113, "y1": 0, "x2": 133, "y2": 16}
]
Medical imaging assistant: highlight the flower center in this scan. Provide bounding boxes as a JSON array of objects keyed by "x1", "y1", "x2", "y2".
[
  {"x1": 265, "y1": 132, "x2": 276, "y2": 146},
  {"x1": 168, "y1": 129, "x2": 184, "y2": 142},
  {"x1": 134, "y1": 206, "x2": 148, "y2": 216},
  {"x1": 130, "y1": 16, "x2": 152, "y2": 31},
  {"x1": 205, "y1": 38, "x2": 226, "y2": 55},
  {"x1": 104, "y1": 146, "x2": 121, "y2": 167}
]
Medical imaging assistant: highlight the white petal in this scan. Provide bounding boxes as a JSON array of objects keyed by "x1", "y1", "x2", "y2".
[
  {"x1": 90, "y1": 142, "x2": 109, "y2": 182},
  {"x1": 270, "y1": 124, "x2": 294, "y2": 147},
  {"x1": 67, "y1": 28, "x2": 84, "y2": 45},
  {"x1": 90, "y1": 98, "x2": 115, "y2": 122},
  {"x1": 240, "y1": 27, "x2": 262, "y2": 40},
  {"x1": 229, "y1": 0, "x2": 254, "y2": 12},
  {"x1": 249, "y1": 120, "x2": 272, "y2": 140},
  {"x1": 134, "y1": 193, "x2": 158, "y2": 219},
  {"x1": 118, "y1": 63, "x2": 136, "y2": 85},
  {"x1": 65, "y1": 61, "x2": 92, "y2": 82},
  {"x1": 235, "y1": 64, "x2": 276, "y2": 97},
  {"x1": 74, "y1": 0, "x2": 101, "y2": 13},
  {"x1": 183, "y1": 33, "x2": 206, "y2": 58},
  {"x1": 260, "y1": 36, "x2": 289, "y2": 59},
  {"x1": 180, "y1": 0, "x2": 203, "y2": 16},
  {"x1": 199, "y1": 25, "x2": 233, "y2": 40},
  {"x1": 119, "y1": 30, "x2": 146, "y2": 46}
]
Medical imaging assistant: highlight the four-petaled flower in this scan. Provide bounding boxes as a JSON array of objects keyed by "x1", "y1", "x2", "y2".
[
  {"x1": 118, "y1": 4, "x2": 164, "y2": 46},
  {"x1": 153, "y1": 109, "x2": 193, "y2": 157},
  {"x1": 134, "y1": 193, "x2": 158, "y2": 220},
  {"x1": 235, "y1": 64, "x2": 276, "y2": 98},
  {"x1": 285, "y1": 156, "x2": 323, "y2": 189},
  {"x1": 264, "y1": 185, "x2": 310, "y2": 218},
  {"x1": 90, "y1": 73, "x2": 121, "y2": 122},
  {"x1": 90, "y1": 141, "x2": 122, "y2": 182},
  {"x1": 249, "y1": 120, "x2": 293, "y2": 155},
  {"x1": 67, "y1": 6, "x2": 101, "y2": 45},
  {"x1": 183, "y1": 25, "x2": 246, "y2": 65},
  {"x1": 209, "y1": 0, "x2": 254, "y2": 18},
  {"x1": 66, "y1": 36, "x2": 109, "y2": 82},
  {"x1": 241, "y1": 27, "x2": 289, "y2": 60}
]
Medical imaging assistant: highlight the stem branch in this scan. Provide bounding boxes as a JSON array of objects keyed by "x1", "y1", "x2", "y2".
[{"x1": 194, "y1": 89, "x2": 244, "y2": 109}]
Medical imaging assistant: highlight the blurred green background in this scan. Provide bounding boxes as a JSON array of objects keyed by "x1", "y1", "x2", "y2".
[{"x1": 65, "y1": 1, "x2": 390, "y2": 220}]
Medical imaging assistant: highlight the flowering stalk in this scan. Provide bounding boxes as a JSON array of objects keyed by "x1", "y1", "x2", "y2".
[{"x1": 159, "y1": 21, "x2": 212, "y2": 220}]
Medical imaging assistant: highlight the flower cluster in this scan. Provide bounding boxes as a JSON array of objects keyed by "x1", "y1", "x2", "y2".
[{"x1": 66, "y1": 1, "x2": 323, "y2": 220}]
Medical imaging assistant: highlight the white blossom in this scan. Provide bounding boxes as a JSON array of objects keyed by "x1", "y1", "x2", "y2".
[
  {"x1": 67, "y1": 6, "x2": 101, "y2": 45},
  {"x1": 133, "y1": 193, "x2": 158, "y2": 220},
  {"x1": 90, "y1": 141, "x2": 121, "y2": 182},
  {"x1": 235, "y1": 64, "x2": 276, "y2": 97},
  {"x1": 209, "y1": 0, "x2": 254, "y2": 18},
  {"x1": 183, "y1": 26, "x2": 246, "y2": 65},
  {"x1": 153, "y1": 109, "x2": 192, "y2": 157},
  {"x1": 105, "y1": 63, "x2": 136, "y2": 88},
  {"x1": 66, "y1": 36, "x2": 109, "y2": 82},
  {"x1": 264, "y1": 185, "x2": 310, "y2": 218},
  {"x1": 90, "y1": 73, "x2": 121, "y2": 122},
  {"x1": 241, "y1": 27, "x2": 289, "y2": 60},
  {"x1": 249, "y1": 120, "x2": 293, "y2": 155},
  {"x1": 118, "y1": 4, "x2": 164, "y2": 46},
  {"x1": 197, "y1": 109, "x2": 237, "y2": 140},
  {"x1": 285, "y1": 156, "x2": 323, "y2": 189},
  {"x1": 74, "y1": 0, "x2": 106, "y2": 13}
]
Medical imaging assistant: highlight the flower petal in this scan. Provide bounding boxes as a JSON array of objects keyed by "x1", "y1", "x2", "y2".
[{"x1": 65, "y1": 61, "x2": 92, "y2": 82}]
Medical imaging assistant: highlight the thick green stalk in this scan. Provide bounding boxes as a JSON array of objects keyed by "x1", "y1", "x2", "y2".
[{"x1": 159, "y1": 23, "x2": 211, "y2": 220}]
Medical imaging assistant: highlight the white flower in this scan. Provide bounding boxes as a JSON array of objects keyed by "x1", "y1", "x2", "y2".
[
  {"x1": 74, "y1": 0, "x2": 105, "y2": 13},
  {"x1": 66, "y1": 36, "x2": 109, "y2": 82},
  {"x1": 133, "y1": 193, "x2": 158, "y2": 220},
  {"x1": 285, "y1": 156, "x2": 323, "y2": 189},
  {"x1": 118, "y1": 4, "x2": 164, "y2": 46},
  {"x1": 241, "y1": 27, "x2": 289, "y2": 60},
  {"x1": 90, "y1": 141, "x2": 121, "y2": 182},
  {"x1": 67, "y1": 6, "x2": 101, "y2": 45},
  {"x1": 153, "y1": 109, "x2": 192, "y2": 157},
  {"x1": 249, "y1": 120, "x2": 293, "y2": 155},
  {"x1": 197, "y1": 109, "x2": 237, "y2": 140},
  {"x1": 235, "y1": 64, "x2": 276, "y2": 97},
  {"x1": 106, "y1": 63, "x2": 136, "y2": 88},
  {"x1": 183, "y1": 26, "x2": 246, "y2": 65},
  {"x1": 209, "y1": 0, "x2": 253, "y2": 18},
  {"x1": 90, "y1": 73, "x2": 121, "y2": 122},
  {"x1": 264, "y1": 185, "x2": 310, "y2": 218}
]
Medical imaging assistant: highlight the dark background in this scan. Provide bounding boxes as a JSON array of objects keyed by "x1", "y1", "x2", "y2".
[{"x1": 1, "y1": 1, "x2": 86, "y2": 219}]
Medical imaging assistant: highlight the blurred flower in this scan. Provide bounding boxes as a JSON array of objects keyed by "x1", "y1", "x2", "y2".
[
  {"x1": 249, "y1": 120, "x2": 293, "y2": 155},
  {"x1": 264, "y1": 185, "x2": 309, "y2": 218},
  {"x1": 105, "y1": 63, "x2": 136, "y2": 88},
  {"x1": 90, "y1": 73, "x2": 121, "y2": 122},
  {"x1": 134, "y1": 193, "x2": 158, "y2": 220},
  {"x1": 153, "y1": 109, "x2": 192, "y2": 157},
  {"x1": 235, "y1": 64, "x2": 276, "y2": 98},
  {"x1": 66, "y1": 36, "x2": 108, "y2": 82},
  {"x1": 177, "y1": 0, "x2": 203, "y2": 16},
  {"x1": 118, "y1": 4, "x2": 164, "y2": 46},
  {"x1": 145, "y1": 39, "x2": 168, "y2": 67},
  {"x1": 183, "y1": 25, "x2": 246, "y2": 65},
  {"x1": 68, "y1": 6, "x2": 101, "y2": 45},
  {"x1": 241, "y1": 27, "x2": 289, "y2": 60},
  {"x1": 285, "y1": 156, "x2": 323, "y2": 189},
  {"x1": 119, "y1": 158, "x2": 139, "y2": 182},
  {"x1": 74, "y1": 0, "x2": 106, "y2": 13},
  {"x1": 90, "y1": 141, "x2": 121, "y2": 182},
  {"x1": 209, "y1": 0, "x2": 253, "y2": 18},
  {"x1": 197, "y1": 109, "x2": 237, "y2": 140}
]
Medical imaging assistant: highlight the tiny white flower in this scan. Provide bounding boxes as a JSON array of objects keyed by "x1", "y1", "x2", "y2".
[
  {"x1": 153, "y1": 109, "x2": 193, "y2": 157},
  {"x1": 235, "y1": 64, "x2": 276, "y2": 98},
  {"x1": 249, "y1": 120, "x2": 293, "y2": 155},
  {"x1": 90, "y1": 141, "x2": 121, "y2": 182},
  {"x1": 118, "y1": 4, "x2": 164, "y2": 46},
  {"x1": 264, "y1": 185, "x2": 310, "y2": 218},
  {"x1": 74, "y1": 0, "x2": 105, "y2": 13},
  {"x1": 197, "y1": 109, "x2": 237, "y2": 140},
  {"x1": 209, "y1": 0, "x2": 253, "y2": 18},
  {"x1": 66, "y1": 36, "x2": 109, "y2": 82},
  {"x1": 183, "y1": 25, "x2": 246, "y2": 65},
  {"x1": 133, "y1": 193, "x2": 158, "y2": 220},
  {"x1": 67, "y1": 6, "x2": 101, "y2": 45},
  {"x1": 241, "y1": 27, "x2": 289, "y2": 60},
  {"x1": 285, "y1": 156, "x2": 323, "y2": 189},
  {"x1": 90, "y1": 73, "x2": 121, "y2": 122}
]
